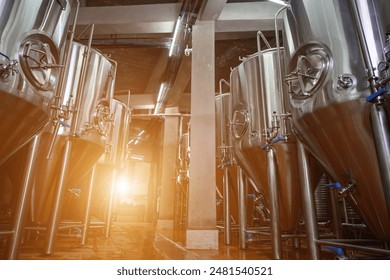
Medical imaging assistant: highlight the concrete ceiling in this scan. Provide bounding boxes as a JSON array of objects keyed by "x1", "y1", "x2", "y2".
[{"x1": 74, "y1": 0, "x2": 284, "y2": 112}]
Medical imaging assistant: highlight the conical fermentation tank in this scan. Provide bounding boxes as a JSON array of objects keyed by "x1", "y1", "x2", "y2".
[
  {"x1": 31, "y1": 42, "x2": 116, "y2": 224},
  {"x1": 67, "y1": 98, "x2": 130, "y2": 223},
  {"x1": 282, "y1": 0, "x2": 390, "y2": 239},
  {"x1": 0, "y1": 0, "x2": 76, "y2": 165},
  {"x1": 230, "y1": 49, "x2": 302, "y2": 233}
]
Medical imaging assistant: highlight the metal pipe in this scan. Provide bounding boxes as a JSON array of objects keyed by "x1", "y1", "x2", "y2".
[
  {"x1": 297, "y1": 140, "x2": 321, "y2": 259},
  {"x1": 267, "y1": 147, "x2": 282, "y2": 259},
  {"x1": 274, "y1": 5, "x2": 288, "y2": 136},
  {"x1": 105, "y1": 168, "x2": 117, "y2": 238},
  {"x1": 257, "y1": 31, "x2": 271, "y2": 133},
  {"x1": 46, "y1": 0, "x2": 80, "y2": 159},
  {"x1": 217, "y1": 79, "x2": 230, "y2": 147},
  {"x1": 223, "y1": 166, "x2": 231, "y2": 245},
  {"x1": 329, "y1": 188, "x2": 343, "y2": 239},
  {"x1": 350, "y1": 0, "x2": 390, "y2": 217},
  {"x1": 70, "y1": 23, "x2": 95, "y2": 136},
  {"x1": 6, "y1": 135, "x2": 40, "y2": 259},
  {"x1": 44, "y1": 140, "x2": 73, "y2": 255},
  {"x1": 370, "y1": 101, "x2": 390, "y2": 216},
  {"x1": 349, "y1": 0, "x2": 376, "y2": 92},
  {"x1": 237, "y1": 166, "x2": 247, "y2": 249},
  {"x1": 317, "y1": 239, "x2": 390, "y2": 256},
  {"x1": 81, "y1": 165, "x2": 96, "y2": 245}
]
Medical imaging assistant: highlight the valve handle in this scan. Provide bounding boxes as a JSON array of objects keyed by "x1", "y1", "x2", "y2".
[
  {"x1": 366, "y1": 87, "x2": 387, "y2": 103},
  {"x1": 323, "y1": 182, "x2": 342, "y2": 189},
  {"x1": 325, "y1": 246, "x2": 344, "y2": 256}
]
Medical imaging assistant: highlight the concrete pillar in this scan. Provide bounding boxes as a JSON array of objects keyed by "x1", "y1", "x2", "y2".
[
  {"x1": 157, "y1": 107, "x2": 180, "y2": 230},
  {"x1": 186, "y1": 20, "x2": 218, "y2": 249}
]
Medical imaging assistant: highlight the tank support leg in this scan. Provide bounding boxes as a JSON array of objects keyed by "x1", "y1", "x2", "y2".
[
  {"x1": 237, "y1": 166, "x2": 247, "y2": 249},
  {"x1": 297, "y1": 140, "x2": 321, "y2": 259},
  {"x1": 81, "y1": 165, "x2": 96, "y2": 245},
  {"x1": 223, "y1": 166, "x2": 231, "y2": 245},
  {"x1": 44, "y1": 140, "x2": 73, "y2": 255},
  {"x1": 6, "y1": 135, "x2": 40, "y2": 259},
  {"x1": 267, "y1": 148, "x2": 282, "y2": 260},
  {"x1": 370, "y1": 100, "x2": 390, "y2": 217}
]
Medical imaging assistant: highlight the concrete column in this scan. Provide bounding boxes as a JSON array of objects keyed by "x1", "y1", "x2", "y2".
[
  {"x1": 186, "y1": 20, "x2": 218, "y2": 249},
  {"x1": 157, "y1": 107, "x2": 180, "y2": 230}
]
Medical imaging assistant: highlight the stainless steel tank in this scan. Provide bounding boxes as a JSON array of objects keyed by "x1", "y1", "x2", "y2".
[
  {"x1": 230, "y1": 49, "x2": 302, "y2": 233},
  {"x1": 0, "y1": 0, "x2": 76, "y2": 165},
  {"x1": 31, "y1": 42, "x2": 116, "y2": 224},
  {"x1": 282, "y1": 0, "x2": 390, "y2": 239}
]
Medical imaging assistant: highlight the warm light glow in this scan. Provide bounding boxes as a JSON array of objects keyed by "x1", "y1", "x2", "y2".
[{"x1": 116, "y1": 175, "x2": 130, "y2": 195}]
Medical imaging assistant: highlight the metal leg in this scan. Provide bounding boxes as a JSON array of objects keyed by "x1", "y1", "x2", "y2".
[
  {"x1": 329, "y1": 188, "x2": 343, "y2": 239},
  {"x1": 223, "y1": 166, "x2": 231, "y2": 245},
  {"x1": 267, "y1": 148, "x2": 282, "y2": 260},
  {"x1": 370, "y1": 101, "x2": 390, "y2": 217},
  {"x1": 105, "y1": 167, "x2": 116, "y2": 238},
  {"x1": 44, "y1": 140, "x2": 73, "y2": 255},
  {"x1": 237, "y1": 166, "x2": 247, "y2": 249},
  {"x1": 297, "y1": 140, "x2": 320, "y2": 260},
  {"x1": 6, "y1": 135, "x2": 40, "y2": 259},
  {"x1": 81, "y1": 165, "x2": 96, "y2": 245}
]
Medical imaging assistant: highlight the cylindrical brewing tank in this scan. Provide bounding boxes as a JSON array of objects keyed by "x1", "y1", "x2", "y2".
[
  {"x1": 215, "y1": 90, "x2": 240, "y2": 225},
  {"x1": 0, "y1": 0, "x2": 76, "y2": 165},
  {"x1": 31, "y1": 42, "x2": 116, "y2": 224},
  {"x1": 282, "y1": 0, "x2": 390, "y2": 239},
  {"x1": 107, "y1": 98, "x2": 131, "y2": 166},
  {"x1": 230, "y1": 49, "x2": 302, "y2": 232},
  {"x1": 68, "y1": 98, "x2": 130, "y2": 222}
]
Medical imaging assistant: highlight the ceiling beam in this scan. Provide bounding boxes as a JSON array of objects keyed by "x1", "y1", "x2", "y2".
[
  {"x1": 75, "y1": 2, "x2": 283, "y2": 37},
  {"x1": 75, "y1": 3, "x2": 181, "y2": 36},
  {"x1": 216, "y1": 2, "x2": 284, "y2": 32}
]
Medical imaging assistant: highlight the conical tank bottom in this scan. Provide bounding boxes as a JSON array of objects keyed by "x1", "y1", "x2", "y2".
[
  {"x1": 0, "y1": 93, "x2": 48, "y2": 165},
  {"x1": 296, "y1": 99, "x2": 390, "y2": 239},
  {"x1": 30, "y1": 133, "x2": 104, "y2": 224},
  {"x1": 234, "y1": 141, "x2": 304, "y2": 232}
]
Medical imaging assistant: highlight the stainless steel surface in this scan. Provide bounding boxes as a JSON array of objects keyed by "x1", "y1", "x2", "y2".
[
  {"x1": 5, "y1": 135, "x2": 40, "y2": 260},
  {"x1": 230, "y1": 49, "x2": 302, "y2": 233},
  {"x1": 237, "y1": 166, "x2": 247, "y2": 250},
  {"x1": 0, "y1": 0, "x2": 76, "y2": 164},
  {"x1": 297, "y1": 140, "x2": 320, "y2": 260},
  {"x1": 283, "y1": 0, "x2": 390, "y2": 239},
  {"x1": 222, "y1": 166, "x2": 231, "y2": 245},
  {"x1": 29, "y1": 42, "x2": 116, "y2": 227},
  {"x1": 106, "y1": 98, "x2": 131, "y2": 165},
  {"x1": 44, "y1": 140, "x2": 73, "y2": 255},
  {"x1": 215, "y1": 84, "x2": 234, "y2": 245},
  {"x1": 267, "y1": 148, "x2": 282, "y2": 260},
  {"x1": 370, "y1": 101, "x2": 390, "y2": 217}
]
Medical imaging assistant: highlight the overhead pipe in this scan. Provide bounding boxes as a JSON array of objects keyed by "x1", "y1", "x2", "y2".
[{"x1": 153, "y1": 0, "x2": 205, "y2": 114}]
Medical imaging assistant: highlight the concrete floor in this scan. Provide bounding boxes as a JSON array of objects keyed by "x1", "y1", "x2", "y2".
[{"x1": 13, "y1": 222, "x2": 319, "y2": 260}]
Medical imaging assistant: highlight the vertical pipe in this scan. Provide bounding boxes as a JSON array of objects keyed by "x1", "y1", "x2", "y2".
[
  {"x1": 6, "y1": 135, "x2": 40, "y2": 259},
  {"x1": 350, "y1": 0, "x2": 390, "y2": 217},
  {"x1": 223, "y1": 166, "x2": 231, "y2": 245},
  {"x1": 237, "y1": 165, "x2": 247, "y2": 249},
  {"x1": 267, "y1": 148, "x2": 282, "y2": 260},
  {"x1": 81, "y1": 165, "x2": 96, "y2": 245},
  {"x1": 371, "y1": 102, "x2": 390, "y2": 216},
  {"x1": 44, "y1": 139, "x2": 73, "y2": 255},
  {"x1": 105, "y1": 167, "x2": 116, "y2": 238},
  {"x1": 297, "y1": 140, "x2": 320, "y2": 259},
  {"x1": 329, "y1": 188, "x2": 343, "y2": 239}
]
